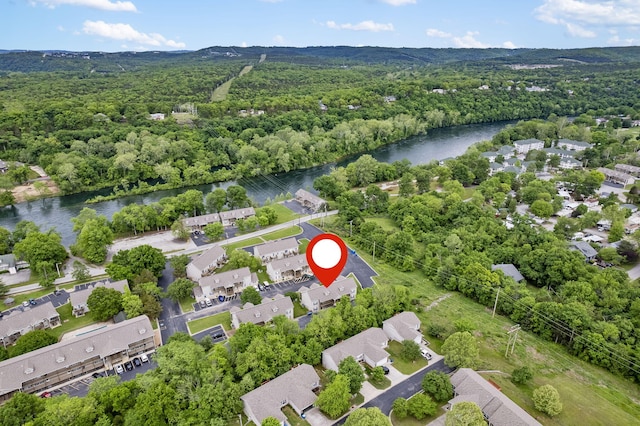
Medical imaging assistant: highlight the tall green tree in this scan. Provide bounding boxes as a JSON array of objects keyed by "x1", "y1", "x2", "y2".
[
  {"x1": 445, "y1": 402, "x2": 485, "y2": 426},
  {"x1": 9, "y1": 330, "x2": 58, "y2": 357},
  {"x1": 344, "y1": 407, "x2": 391, "y2": 426},
  {"x1": 74, "y1": 216, "x2": 114, "y2": 264},
  {"x1": 316, "y1": 374, "x2": 352, "y2": 419},
  {"x1": 441, "y1": 331, "x2": 479, "y2": 369},
  {"x1": 87, "y1": 287, "x2": 123, "y2": 321},
  {"x1": 338, "y1": 356, "x2": 365, "y2": 395},
  {"x1": 240, "y1": 286, "x2": 262, "y2": 305},
  {"x1": 166, "y1": 278, "x2": 196, "y2": 302},
  {"x1": 532, "y1": 384, "x2": 563, "y2": 416},
  {"x1": 407, "y1": 393, "x2": 437, "y2": 420},
  {"x1": 169, "y1": 254, "x2": 190, "y2": 279},
  {"x1": 206, "y1": 188, "x2": 227, "y2": 213},
  {"x1": 400, "y1": 340, "x2": 421, "y2": 361},
  {"x1": 0, "y1": 392, "x2": 45, "y2": 426},
  {"x1": 422, "y1": 371, "x2": 453, "y2": 402}
]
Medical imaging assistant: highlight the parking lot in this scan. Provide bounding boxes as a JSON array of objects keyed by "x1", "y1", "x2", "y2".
[
  {"x1": 283, "y1": 199, "x2": 315, "y2": 216},
  {"x1": 191, "y1": 227, "x2": 239, "y2": 247},
  {"x1": 191, "y1": 324, "x2": 227, "y2": 343},
  {"x1": 1, "y1": 289, "x2": 69, "y2": 317}
]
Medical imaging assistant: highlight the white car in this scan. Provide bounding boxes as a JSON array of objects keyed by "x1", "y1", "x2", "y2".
[
  {"x1": 140, "y1": 353, "x2": 149, "y2": 363},
  {"x1": 115, "y1": 364, "x2": 124, "y2": 374},
  {"x1": 421, "y1": 348, "x2": 432, "y2": 360}
]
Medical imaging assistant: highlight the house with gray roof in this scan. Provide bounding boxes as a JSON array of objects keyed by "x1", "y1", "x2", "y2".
[
  {"x1": 254, "y1": 237, "x2": 299, "y2": 263},
  {"x1": 492, "y1": 264, "x2": 524, "y2": 282},
  {"x1": 448, "y1": 368, "x2": 542, "y2": 426},
  {"x1": 497, "y1": 145, "x2": 515, "y2": 159},
  {"x1": 198, "y1": 267, "x2": 256, "y2": 299},
  {"x1": 597, "y1": 167, "x2": 636, "y2": 186},
  {"x1": 513, "y1": 138, "x2": 544, "y2": 154},
  {"x1": 557, "y1": 139, "x2": 592, "y2": 151},
  {"x1": 182, "y1": 213, "x2": 221, "y2": 231},
  {"x1": 70, "y1": 279, "x2": 128, "y2": 317},
  {"x1": 482, "y1": 152, "x2": 498, "y2": 162},
  {"x1": 322, "y1": 327, "x2": 389, "y2": 371},
  {"x1": 559, "y1": 157, "x2": 582, "y2": 169},
  {"x1": 186, "y1": 245, "x2": 227, "y2": 281},
  {"x1": 230, "y1": 294, "x2": 294, "y2": 328},
  {"x1": 298, "y1": 276, "x2": 357, "y2": 313},
  {"x1": 543, "y1": 147, "x2": 576, "y2": 159},
  {"x1": 0, "y1": 302, "x2": 61, "y2": 347},
  {"x1": 571, "y1": 241, "x2": 598, "y2": 262},
  {"x1": 615, "y1": 163, "x2": 640, "y2": 177},
  {"x1": 266, "y1": 253, "x2": 310, "y2": 282},
  {"x1": 489, "y1": 162, "x2": 504, "y2": 175},
  {"x1": 295, "y1": 189, "x2": 327, "y2": 212},
  {"x1": 0, "y1": 315, "x2": 155, "y2": 403},
  {"x1": 382, "y1": 312, "x2": 422, "y2": 344},
  {"x1": 219, "y1": 207, "x2": 256, "y2": 226},
  {"x1": 241, "y1": 364, "x2": 320, "y2": 426}
]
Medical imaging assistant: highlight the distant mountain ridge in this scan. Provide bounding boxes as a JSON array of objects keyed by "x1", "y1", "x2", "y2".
[{"x1": 2, "y1": 45, "x2": 640, "y2": 72}]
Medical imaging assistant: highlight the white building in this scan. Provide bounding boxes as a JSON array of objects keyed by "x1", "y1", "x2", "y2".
[
  {"x1": 197, "y1": 267, "x2": 257, "y2": 300},
  {"x1": 186, "y1": 246, "x2": 227, "y2": 281},
  {"x1": 322, "y1": 328, "x2": 389, "y2": 371},
  {"x1": 382, "y1": 312, "x2": 422, "y2": 344},
  {"x1": 513, "y1": 138, "x2": 544, "y2": 154},
  {"x1": 298, "y1": 276, "x2": 357, "y2": 313},
  {"x1": 230, "y1": 294, "x2": 294, "y2": 329},
  {"x1": 266, "y1": 253, "x2": 310, "y2": 282},
  {"x1": 254, "y1": 237, "x2": 298, "y2": 263}
]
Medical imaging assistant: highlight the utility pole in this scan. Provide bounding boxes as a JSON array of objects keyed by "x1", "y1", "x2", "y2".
[
  {"x1": 372, "y1": 241, "x2": 376, "y2": 263},
  {"x1": 349, "y1": 220, "x2": 353, "y2": 237},
  {"x1": 492, "y1": 288, "x2": 500, "y2": 318},
  {"x1": 505, "y1": 325, "x2": 521, "y2": 358}
]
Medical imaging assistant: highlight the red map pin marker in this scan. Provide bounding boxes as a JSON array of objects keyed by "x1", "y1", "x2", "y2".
[{"x1": 306, "y1": 233, "x2": 348, "y2": 287}]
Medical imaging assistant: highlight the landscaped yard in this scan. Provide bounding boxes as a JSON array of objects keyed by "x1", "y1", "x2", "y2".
[
  {"x1": 366, "y1": 216, "x2": 400, "y2": 232},
  {"x1": 187, "y1": 311, "x2": 231, "y2": 334},
  {"x1": 293, "y1": 301, "x2": 308, "y2": 318},
  {"x1": 260, "y1": 226, "x2": 302, "y2": 241},
  {"x1": 386, "y1": 341, "x2": 428, "y2": 374},
  {"x1": 223, "y1": 236, "x2": 264, "y2": 252},
  {"x1": 51, "y1": 304, "x2": 99, "y2": 339},
  {"x1": 266, "y1": 202, "x2": 301, "y2": 224},
  {"x1": 179, "y1": 295, "x2": 195, "y2": 313},
  {"x1": 298, "y1": 238, "x2": 310, "y2": 254},
  {"x1": 390, "y1": 407, "x2": 445, "y2": 426},
  {"x1": 282, "y1": 405, "x2": 311, "y2": 426}
]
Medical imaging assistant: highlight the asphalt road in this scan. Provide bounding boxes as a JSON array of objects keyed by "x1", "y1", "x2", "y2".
[
  {"x1": 191, "y1": 324, "x2": 227, "y2": 343},
  {"x1": 158, "y1": 263, "x2": 189, "y2": 344},
  {"x1": 332, "y1": 359, "x2": 454, "y2": 425}
]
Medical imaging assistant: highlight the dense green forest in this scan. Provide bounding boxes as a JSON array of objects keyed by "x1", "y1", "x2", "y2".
[{"x1": 3, "y1": 46, "x2": 640, "y2": 200}]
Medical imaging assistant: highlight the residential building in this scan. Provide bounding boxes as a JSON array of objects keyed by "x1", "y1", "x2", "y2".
[
  {"x1": 148, "y1": 113, "x2": 165, "y2": 120},
  {"x1": 543, "y1": 148, "x2": 576, "y2": 159},
  {"x1": 0, "y1": 254, "x2": 17, "y2": 274},
  {"x1": 198, "y1": 267, "x2": 257, "y2": 299},
  {"x1": 489, "y1": 162, "x2": 504, "y2": 175},
  {"x1": 322, "y1": 327, "x2": 389, "y2": 371},
  {"x1": 254, "y1": 237, "x2": 299, "y2": 262},
  {"x1": 597, "y1": 167, "x2": 636, "y2": 186},
  {"x1": 0, "y1": 316, "x2": 155, "y2": 403},
  {"x1": 182, "y1": 213, "x2": 221, "y2": 231},
  {"x1": 559, "y1": 157, "x2": 582, "y2": 169},
  {"x1": 482, "y1": 152, "x2": 498, "y2": 163},
  {"x1": 492, "y1": 264, "x2": 524, "y2": 282},
  {"x1": 219, "y1": 207, "x2": 256, "y2": 226},
  {"x1": 571, "y1": 241, "x2": 598, "y2": 262},
  {"x1": 266, "y1": 253, "x2": 310, "y2": 282},
  {"x1": 186, "y1": 245, "x2": 227, "y2": 281},
  {"x1": 513, "y1": 139, "x2": 544, "y2": 154},
  {"x1": 230, "y1": 294, "x2": 294, "y2": 328},
  {"x1": 503, "y1": 165, "x2": 522, "y2": 175},
  {"x1": 556, "y1": 139, "x2": 592, "y2": 151},
  {"x1": 240, "y1": 364, "x2": 320, "y2": 426},
  {"x1": 497, "y1": 145, "x2": 515, "y2": 159},
  {"x1": 615, "y1": 163, "x2": 640, "y2": 177},
  {"x1": 69, "y1": 280, "x2": 128, "y2": 317},
  {"x1": 0, "y1": 302, "x2": 61, "y2": 348},
  {"x1": 448, "y1": 368, "x2": 542, "y2": 426},
  {"x1": 382, "y1": 312, "x2": 422, "y2": 344},
  {"x1": 383, "y1": 95, "x2": 396, "y2": 102},
  {"x1": 298, "y1": 276, "x2": 357, "y2": 313},
  {"x1": 295, "y1": 188, "x2": 327, "y2": 212}
]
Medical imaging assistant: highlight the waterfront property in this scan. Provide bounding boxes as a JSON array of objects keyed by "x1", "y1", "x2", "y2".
[
  {"x1": 197, "y1": 267, "x2": 257, "y2": 300},
  {"x1": 70, "y1": 279, "x2": 128, "y2": 317},
  {"x1": 382, "y1": 311, "x2": 422, "y2": 344},
  {"x1": 0, "y1": 302, "x2": 61, "y2": 347},
  {"x1": 219, "y1": 207, "x2": 256, "y2": 226},
  {"x1": 447, "y1": 368, "x2": 541, "y2": 426},
  {"x1": 182, "y1": 213, "x2": 221, "y2": 232},
  {"x1": 0, "y1": 315, "x2": 155, "y2": 403},
  {"x1": 253, "y1": 237, "x2": 299, "y2": 263},
  {"x1": 0, "y1": 254, "x2": 26, "y2": 275},
  {"x1": 556, "y1": 139, "x2": 592, "y2": 151},
  {"x1": 266, "y1": 253, "x2": 310, "y2": 282},
  {"x1": 298, "y1": 276, "x2": 357, "y2": 313},
  {"x1": 186, "y1": 245, "x2": 227, "y2": 281},
  {"x1": 322, "y1": 327, "x2": 389, "y2": 371},
  {"x1": 240, "y1": 364, "x2": 320, "y2": 426},
  {"x1": 513, "y1": 138, "x2": 544, "y2": 154},
  {"x1": 295, "y1": 188, "x2": 327, "y2": 212},
  {"x1": 230, "y1": 294, "x2": 294, "y2": 328}
]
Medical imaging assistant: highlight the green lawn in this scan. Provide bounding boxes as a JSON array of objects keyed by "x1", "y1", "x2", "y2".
[
  {"x1": 265, "y1": 203, "x2": 301, "y2": 224},
  {"x1": 351, "y1": 392, "x2": 364, "y2": 406},
  {"x1": 368, "y1": 375, "x2": 391, "y2": 390},
  {"x1": 222, "y1": 237, "x2": 264, "y2": 252},
  {"x1": 366, "y1": 216, "x2": 400, "y2": 232},
  {"x1": 390, "y1": 408, "x2": 445, "y2": 426},
  {"x1": 282, "y1": 406, "x2": 311, "y2": 426},
  {"x1": 226, "y1": 414, "x2": 254, "y2": 426},
  {"x1": 293, "y1": 301, "x2": 308, "y2": 318},
  {"x1": 260, "y1": 226, "x2": 302, "y2": 241},
  {"x1": 298, "y1": 238, "x2": 310, "y2": 254},
  {"x1": 187, "y1": 311, "x2": 231, "y2": 334},
  {"x1": 462, "y1": 185, "x2": 477, "y2": 200},
  {"x1": 386, "y1": 341, "x2": 428, "y2": 374},
  {"x1": 179, "y1": 296, "x2": 195, "y2": 313},
  {"x1": 50, "y1": 304, "x2": 99, "y2": 340}
]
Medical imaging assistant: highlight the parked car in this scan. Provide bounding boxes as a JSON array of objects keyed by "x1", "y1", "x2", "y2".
[
  {"x1": 124, "y1": 361, "x2": 134, "y2": 371},
  {"x1": 205, "y1": 298, "x2": 212, "y2": 307},
  {"x1": 257, "y1": 283, "x2": 264, "y2": 291},
  {"x1": 133, "y1": 358, "x2": 142, "y2": 367},
  {"x1": 421, "y1": 348, "x2": 432, "y2": 360},
  {"x1": 140, "y1": 353, "x2": 149, "y2": 363},
  {"x1": 92, "y1": 372, "x2": 104, "y2": 379},
  {"x1": 40, "y1": 391, "x2": 52, "y2": 398},
  {"x1": 29, "y1": 299, "x2": 37, "y2": 305},
  {"x1": 212, "y1": 331, "x2": 225, "y2": 339},
  {"x1": 22, "y1": 301, "x2": 29, "y2": 307},
  {"x1": 115, "y1": 365, "x2": 124, "y2": 374},
  {"x1": 199, "y1": 300, "x2": 206, "y2": 308},
  {"x1": 382, "y1": 366, "x2": 390, "y2": 375}
]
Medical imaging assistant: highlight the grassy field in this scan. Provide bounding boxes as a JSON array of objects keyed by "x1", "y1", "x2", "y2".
[
  {"x1": 266, "y1": 203, "x2": 301, "y2": 224},
  {"x1": 349, "y1": 245, "x2": 640, "y2": 425},
  {"x1": 51, "y1": 304, "x2": 99, "y2": 339},
  {"x1": 386, "y1": 341, "x2": 428, "y2": 374},
  {"x1": 223, "y1": 236, "x2": 264, "y2": 252},
  {"x1": 298, "y1": 238, "x2": 310, "y2": 254},
  {"x1": 260, "y1": 226, "x2": 302, "y2": 241},
  {"x1": 390, "y1": 407, "x2": 446, "y2": 426},
  {"x1": 293, "y1": 301, "x2": 308, "y2": 318},
  {"x1": 187, "y1": 311, "x2": 231, "y2": 334},
  {"x1": 283, "y1": 406, "x2": 311, "y2": 426},
  {"x1": 179, "y1": 296, "x2": 195, "y2": 313},
  {"x1": 366, "y1": 216, "x2": 400, "y2": 232}
]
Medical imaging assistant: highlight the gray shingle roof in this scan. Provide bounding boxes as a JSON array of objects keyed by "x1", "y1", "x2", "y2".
[
  {"x1": 241, "y1": 364, "x2": 319, "y2": 424},
  {"x1": 219, "y1": 207, "x2": 256, "y2": 221},
  {"x1": 268, "y1": 253, "x2": 308, "y2": 273},
  {"x1": 199, "y1": 267, "x2": 251, "y2": 288},
  {"x1": 295, "y1": 189, "x2": 325, "y2": 206},
  {"x1": 231, "y1": 294, "x2": 293, "y2": 326},
  {"x1": 254, "y1": 237, "x2": 298, "y2": 258},
  {"x1": 514, "y1": 138, "x2": 543, "y2": 147},
  {"x1": 450, "y1": 368, "x2": 541, "y2": 426},
  {"x1": 323, "y1": 328, "x2": 388, "y2": 368},
  {"x1": 0, "y1": 302, "x2": 60, "y2": 340},
  {"x1": 571, "y1": 241, "x2": 597, "y2": 258},
  {"x1": 382, "y1": 312, "x2": 421, "y2": 341},
  {"x1": 299, "y1": 276, "x2": 357, "y2": 303},
  {"x1": 182, "y1": 213, "x2": 220, "y2": 227},
  {"x1": 189, "y1": 245, "x2": 226, "y2": 272},
  {"x1": 492, "y1": 264, "x2": 524, "y2": 282},
  {"x1": 0, "y1": 316, "x2": 153, "y2": 395},
  {"x1": 69, "y1": 279, "x2": 128, "y2": 308}
]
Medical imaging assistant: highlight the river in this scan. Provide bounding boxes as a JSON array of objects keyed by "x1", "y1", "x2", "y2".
[{"x1": 0, "y1": 121, "x2": 512, "y2": 246}]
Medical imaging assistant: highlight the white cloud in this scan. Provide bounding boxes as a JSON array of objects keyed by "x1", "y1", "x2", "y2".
[
  {"x1": 273, "y1": 35, "x2": 285, "y2": 44},
  {"x1": 380, "y1": 0, "x2": 416, "y2": 5},
  {"x1": 426, "y1": 28, "x2": 452, "y2": 38},
  {"x1": 452, "y1": 31, "x2": 490, "y2": 48},
  {"x1": 82, "y1": 21, "x2": 185, "y2": 48},
  {"x1": 32, "y1": 0, "x2": 137, "y2": 12},
  {"x1": 534, "y1": 0, "x2": 640, "y2": 28},
  {"x1": 503, "y1": 41, "x2": 517, "y2": 48},
  {"x1": 326, "y1": 20, "x2": 394, "y2": 32},
  {"x1": 565, "y1": 22, "x2": 597, "y2": 37},
  {"x1": 57, "y1": 25, "x2": 65, "y2": 32}
]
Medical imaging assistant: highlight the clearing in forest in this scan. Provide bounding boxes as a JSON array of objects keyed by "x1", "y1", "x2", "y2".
[{"x1": 210, "y1": 64, "x2": 254, "y2": 102}]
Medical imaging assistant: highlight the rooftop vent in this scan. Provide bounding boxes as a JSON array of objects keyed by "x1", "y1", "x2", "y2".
[
  {"x1": 86, "y1": 345, "x2": 94, "y2": 353},
  {"x1": 139, "y1": 328, "x2": 146, "y2": 334},
  {"x1": 24, "y1": 367, "x2": 34, "y2": 374},
  {"x1": 56, "y1": 355, "x2": 65, "y2": 363},
  {"x1": 255, "y1": 312, "x2": 261, "y2": 318},
  {"x1": 272, "y1": 307, "x2": 278, "y2": 312}
]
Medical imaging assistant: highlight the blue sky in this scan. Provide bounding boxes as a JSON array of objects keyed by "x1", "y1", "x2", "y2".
[{"x1": 4, "y1": 0, "x2": 640, "y2": 51}]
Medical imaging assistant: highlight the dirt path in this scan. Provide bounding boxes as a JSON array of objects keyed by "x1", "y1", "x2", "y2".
[
  {"x1": 11, "y1": 179, "x2": 60, "y2": 203},
  {"x1": 211, "y1": 64, "x2": 254, "y2": 102},
  {"x1": 424, "y1": 293, "x2": 452, "y2": 311}
]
